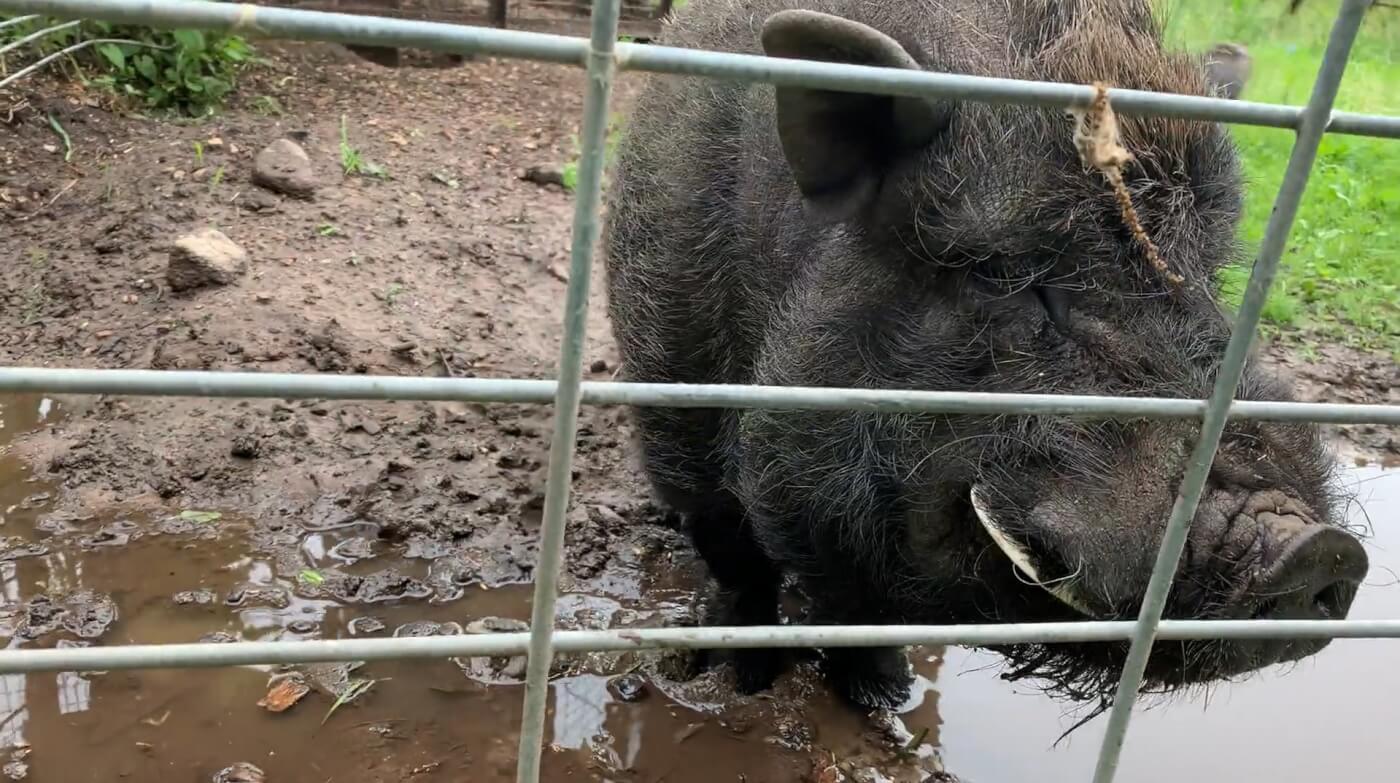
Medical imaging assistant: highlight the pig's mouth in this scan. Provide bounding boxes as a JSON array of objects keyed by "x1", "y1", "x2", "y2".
[{"x1": 965, "y1": 482, "x2": 1370, "y2": 698}]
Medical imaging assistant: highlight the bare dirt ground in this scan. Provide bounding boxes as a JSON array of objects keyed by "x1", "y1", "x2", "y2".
[{"x1": 0, "y1": 38, "x2": 1395, "y2": 783}]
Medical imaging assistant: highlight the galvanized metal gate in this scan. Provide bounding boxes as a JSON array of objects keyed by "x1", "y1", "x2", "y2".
[
  {"x1": 0, "y1": 1, "x2": 1398, "y2": 782},
  {"x1": 249, "y1": 0, "x2": 671, "y2": 66},
  {"x1": 271, "y1": 0, "x2": 671, "y2": 39}
]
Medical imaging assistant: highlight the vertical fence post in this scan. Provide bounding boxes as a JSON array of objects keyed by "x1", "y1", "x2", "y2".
[
  {"x1": 512, "y1": 0, "x2": 621, "y2": 780},
  {"x1": 1088, "y1": 2, "x2": 1372, "y2": 782}
]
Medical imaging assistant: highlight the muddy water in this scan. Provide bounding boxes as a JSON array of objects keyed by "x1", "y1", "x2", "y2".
[
  {"x1": 0, "y1": 395, "x2": 59, "y2": 530},
  {"x1": 1, "y1": 392, "x2": 1395, "y2": 782},
  {"x1": 0, "y1": 394, "x2": 929, "y2": 782}
]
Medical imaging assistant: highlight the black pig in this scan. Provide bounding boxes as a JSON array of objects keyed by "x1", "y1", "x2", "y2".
[{"x1": 602, "y1": 0, "x2": 1368, "y2": 710}]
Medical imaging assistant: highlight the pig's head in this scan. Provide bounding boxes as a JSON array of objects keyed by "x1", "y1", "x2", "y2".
[{"x1": 758, "y1": 2, "x2": 1368, "y2": 699}]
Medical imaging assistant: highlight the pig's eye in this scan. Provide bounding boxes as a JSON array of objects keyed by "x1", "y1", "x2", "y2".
[{"x1": 1033, "y1": 286, "x2": 1072, "y2": 333}]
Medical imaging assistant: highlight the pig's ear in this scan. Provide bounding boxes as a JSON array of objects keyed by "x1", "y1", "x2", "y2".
[{"x1": 761, "y1": 9, "x2": 950, "y2": 222}]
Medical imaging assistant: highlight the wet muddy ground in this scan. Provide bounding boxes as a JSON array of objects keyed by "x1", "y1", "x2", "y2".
[
  {"x1": 3, "y1": 390, "x2": 1398, "y2": 781},
  {"x1": 0, "y1": 394, "x2": 951, "y2": 782},
  {"x1": 1, "y1": 35, "x2": 1397, "y2": 783}
]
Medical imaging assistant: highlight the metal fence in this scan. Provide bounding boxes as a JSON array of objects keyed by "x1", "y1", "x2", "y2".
[
  {"x1": 1, "y1": 0, "x2": 1398, "y2": 781},
  {"x1": 265, "y1": 0, "x2": 672, "y2": 50}
]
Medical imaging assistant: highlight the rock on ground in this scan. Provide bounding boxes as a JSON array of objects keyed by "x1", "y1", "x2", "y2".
[
  {"x1": 166, "y1": 228, "x2": 248, "y2": 292},
  {"x1": 212, "y1": 762, "x2": 265, "y2": 783},
  {"x1": 252, "y1": 138, "x2": 317, "y2": 198}
]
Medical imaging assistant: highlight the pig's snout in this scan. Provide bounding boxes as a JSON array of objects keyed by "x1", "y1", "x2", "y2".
[
  {"x1": 1224, "y1": 507, "x2": 1368, "y2": 668},
  {"x1": 1247, "y1": 524, "x2": 1368, "y2": 620}
]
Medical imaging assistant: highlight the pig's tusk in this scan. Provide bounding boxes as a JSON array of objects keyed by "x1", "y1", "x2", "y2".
[{"x1": 970, "y1": 486, "x2": 1097, "y2": 618}]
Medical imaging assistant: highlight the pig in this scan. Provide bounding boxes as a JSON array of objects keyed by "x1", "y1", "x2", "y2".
[
  {"x1": 601, "y1": 0, "x2": 1369, "y2": 710},
  {"x1": 1204, "y1": 42, "x2": 1252, "y2": 100}
]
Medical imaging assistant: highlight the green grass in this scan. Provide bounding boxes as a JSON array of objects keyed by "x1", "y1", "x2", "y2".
[
  {"x1": 1158, "y1": 0, "x2": 1400, "y2": 357},
  {"x1": 339, "y1": 114, "x2": 387, "y2": 179},
  {"x1": 561, "y1": 112, "x2": 625, "y2": 192}
]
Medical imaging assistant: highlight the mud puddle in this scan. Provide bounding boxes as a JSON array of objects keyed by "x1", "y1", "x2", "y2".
[
  {"x1": 0, "y1": 394, "x2": 945, "y2": 782},
  {"x1": 0, "y1": 525, "x2": 932, "y2": 782},
  {"x1": 0, "y1": 395, "x2": 61, "y2": 531},
  {"x1": 4, "y1": 393, "x2": 1392, "y2": 782}
]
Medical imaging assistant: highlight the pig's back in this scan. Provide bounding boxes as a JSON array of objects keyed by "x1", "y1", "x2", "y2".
[
  {"x1": 600, "y1": 0, "x2": 1001, "y2": 502},
  {"x1": 602, "y1": 0, "x2": 1008, "y2": 385}
]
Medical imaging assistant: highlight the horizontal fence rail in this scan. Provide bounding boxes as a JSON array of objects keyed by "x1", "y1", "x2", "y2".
[
  {"x1": 0, "y1": 620, "x2": 1397, "y2": 675},
  {"x1": 3, "y1": 0, "x2": 1400, "y2": 137},
  {"x1": 3, "y1": 367, "x2": 1400, "y2": 424},
  {"x1": 0, "y1": 1, "x2": 1395, "y2": 783}
]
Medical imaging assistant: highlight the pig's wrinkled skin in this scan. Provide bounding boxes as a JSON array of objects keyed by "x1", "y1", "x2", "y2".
[{"x1": 602, "y1": 0, "x2": 1368, "y2": 710}]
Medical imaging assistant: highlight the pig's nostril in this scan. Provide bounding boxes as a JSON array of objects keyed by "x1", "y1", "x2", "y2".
[
  {"x1": 1240, "y1": 526, "x2": 1367, "y2": 624},
  {"x1": 1218, "y1": 528, "x2": 1368, "y2": 675},
  {"x1": 1312, "y1": 581, "x2": 1350, "y2": 620}
]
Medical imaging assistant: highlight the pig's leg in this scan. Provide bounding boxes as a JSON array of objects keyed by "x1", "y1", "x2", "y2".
[
  {"x1": 823, "y1": 645, "x2": 914, "y2": 710},
  {"x1": 809, "y1": 591, "x2": 914, "y2": 710},
  {"x1": 630, "y1": 407, "x2": 786, "y2": 691},
  {"x1": 687, "y1": 506, "x2": 786, "y2": 694}
]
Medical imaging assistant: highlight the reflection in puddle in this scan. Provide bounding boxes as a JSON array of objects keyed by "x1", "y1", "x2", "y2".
[
  {"x1": 932, "y1": 465, "x2": 1400, "y2": 783},
  {"x1": 0, "y1": 392, "x2": 891, "y2": 781},
  {"x1": 549, "y1": 673, "x2": 660, "y2": 774},
  {"x1": 0, "y1": 394, "x2": 61, "y2": 438},
  {"x1": 1, "y1": 395, "x2": 62, "y2": 530},
  {"x1": 0, "y1": 675, "x2": 26, "y2": 749},
  {"x1": 55, "y1": 670, "x2": 91, "y2": 715},
  {"x1": 552, "y1": 674, "x2": 611, "y2": 751}
]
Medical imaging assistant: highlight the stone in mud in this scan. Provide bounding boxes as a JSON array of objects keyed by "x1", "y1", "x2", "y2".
[
  {"x1": 0, "y1": 538, "x2": 48, "y2": 561},
  {"x1": 166, "y1": 228, "x2": 248, "y2": 292},
  {"x1": 772, "y1": 715, "x2": 814, "y2": 751},
  {"x1": 425, "y1": 553, "x2": 483, "y2": 600},
  {"x1": 520, "y1": 165, "x2": 565, "y2": 188},
  {"x1": 252, "y1": 138, "x2": 316, "y2": 198},
  {"x1": 224, "y1": 586, "x2": 291, "y2": 609},
  {"x1": 258, "y1": 674, "x2": 310, "y2": 713},
  {"x1": 465, "y1": 616, "x2": 528, "y2": 635},
  {"x1": 328, "y1": 537, "x2": 377, "y2": 562},
  {"x1": 300, "y1": 661, "x2": 365, "y2": 699},
  {"x1": 237, "y1": 189, "x2": 280, "y2": 213},
  {"x1": 212, "y1": 762, "x2": 265, "y2": 783},
  {"x1": 610, "y1": 673, "x2": 649, "y2": 702},
  {"x1": 456, "y1": 616, "x2": 530, "y2": 684},
  {"x1": 63, "y1": 591, "x2": 118, "y2": 638},
  {"x1": 15, "y1": 591, "x2": 118, "y2": 640},
  {"x1": 80, "y1": 520, "x2": 139, "y2": 548},
  {"x1": 14, "y1": 596, "x2": 63, "y2": 641},
  {"x1": 393, "y1": 619, "x2": 462, "y2": 637},
  {"x1": 349, "y1": 616, "x2": 387, "y2": 635},
  {"x1": 331, "y1": 570, "x2": 432, "y2": 603},
  {"x1": 173, "y1": 589, "x2": 218, "y2": 606},
  {"x1": 230, "y1": 432, "x2": 261, "y2": 459}
]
